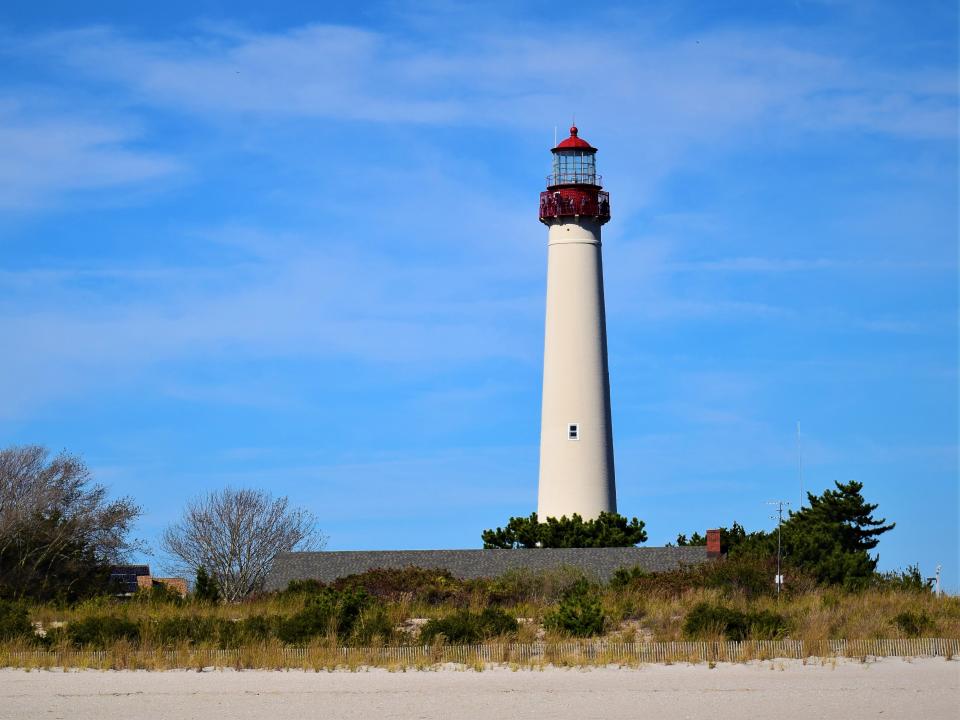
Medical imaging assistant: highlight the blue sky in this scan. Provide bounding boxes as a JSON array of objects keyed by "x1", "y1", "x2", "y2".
[{"x1": 1, "y1": 1, "x2": 957, "y2": 585}]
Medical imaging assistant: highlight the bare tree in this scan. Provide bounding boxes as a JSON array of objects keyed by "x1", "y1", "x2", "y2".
[
  {"x1": 0, "y1": 445, "x2": 141, "y2": 600},
  {"x1": 162, "y1": 487, "x2": 323, "y2": 601}
]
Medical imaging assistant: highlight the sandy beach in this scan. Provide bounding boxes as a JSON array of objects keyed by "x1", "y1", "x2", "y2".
[{"x1": 1, "y1": 657, "x2": 956, "y2": 720}]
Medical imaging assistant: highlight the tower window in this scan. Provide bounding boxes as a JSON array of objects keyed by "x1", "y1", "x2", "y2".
[{"x1": 568, "y1": 423, "x2": 579, "y2": 440}]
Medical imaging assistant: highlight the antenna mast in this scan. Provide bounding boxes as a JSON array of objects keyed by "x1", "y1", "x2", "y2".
[
  {"x1": 767, "y1": 500, "x2": 790, "y2": 597},
  {"x1": 797, "y1": 421, "x2": 804, "y2": 508}
]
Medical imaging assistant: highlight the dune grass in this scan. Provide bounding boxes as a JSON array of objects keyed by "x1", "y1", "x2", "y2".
[{"x1": 3, "y1": 563, "x2": 958, "y2": 669}]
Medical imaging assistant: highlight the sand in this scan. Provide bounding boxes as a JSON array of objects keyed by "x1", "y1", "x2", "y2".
[{"x1": 1, "y1": 657, "x2": 957, "y2": 719}]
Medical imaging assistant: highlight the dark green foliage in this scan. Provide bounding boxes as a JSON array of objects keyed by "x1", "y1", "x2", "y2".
[
  {"x1": 482, "y1": 512, "x2": 647, "y2": 549},
  {"x1": 0, "y1": 446, "x2": 141, "y2": 602},
  {"x1": 683, "y1": 602, "x2": 788, "y2": 641},
  {"x1": 544, "y1": 580, "x2": 605, "y2": 637},
  {"x1": 240, "y1": 615, "x2": 274, "y2": 642},
  {"x1": 193, "y1": 567, "x2": 221, "y2": 603},
  {"x1": 276, "y1": 588, "x2": 372, "y2": 645},
  {"x1": 892, "y1": 611, "x2": 934, "y2": 637},
  {"x1": 151, "y1": 615, "x2": 217, "y2": 645},
  {"x1": 677, "y1": 523, "x2": 753, "y2": 554},
  {"x1": 281, "y1": 578, "x2": 326, "y2": 596},
  {"x1": 677, "y1": 483, "x2": 895, "y2": 588},
  {"x1": 874, "y1": 565, "x2": 933, "y2": 593},
  {"x1": 485, "y1": 567, "x2": 588, "y2": 605},
  {"x1": 332, "y1": 567, "x2": 464, "y2": 604},
  {"x1": 780, "y1": 481, "x2": 894, "y2": 586},
  {"x1": 352, "y1": 607, "x2": 395, "y2": 644},
  {"x1": 0, "y1": 599, "x2": 32, "y2": 640},
  {"x1": 610, "y1": 566, "x2": 651, "y2": 589},
  {"x1": 67, "y1": 615, "x2": 140, "y2": 648},
  {"x1": 611, "y1": 555, "x2": 806, "y2": 599},
  {"x1": 420, "y1": 608, "x2": 518, "y2": 644},
  {"x1": 136, "y1": 582, "x2": 185, "y2": 606}
]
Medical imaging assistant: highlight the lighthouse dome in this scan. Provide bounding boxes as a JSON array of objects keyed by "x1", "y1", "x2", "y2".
[{"x1": 553, "y1": 126, "x2": 596, "y2": 152}]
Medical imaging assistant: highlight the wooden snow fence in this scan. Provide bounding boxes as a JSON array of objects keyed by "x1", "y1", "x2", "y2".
[{"x1": 2, "y1": 638, "x2": 957, "y2": 670}]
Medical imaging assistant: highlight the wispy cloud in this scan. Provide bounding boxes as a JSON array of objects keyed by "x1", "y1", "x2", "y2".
[{"x1": 0, "y1": 102, "x2": 179, "y2": 209}]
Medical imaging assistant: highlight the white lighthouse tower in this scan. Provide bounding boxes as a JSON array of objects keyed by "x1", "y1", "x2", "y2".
[{"x1": 537, "y1": 126, "x2": 616, "y2": 520}]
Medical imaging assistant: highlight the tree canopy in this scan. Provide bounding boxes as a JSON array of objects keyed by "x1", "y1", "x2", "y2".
[
  {"x1": 481, "y1": 512, "x2": 647, "y2": 549},
  {"x1": 0, "y1": 445, "x2": 141, "y2": 601},
  {"x1": 162, "y1": 487, "x2": 323, "y2": 601},
  {"x1": 677, "y1": 481, "x2": 894, "y2": 586}
]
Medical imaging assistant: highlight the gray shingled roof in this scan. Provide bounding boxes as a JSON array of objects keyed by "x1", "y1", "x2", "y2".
[{"x1": 265, "y1": 546, "x2": 709, "y2": 591}]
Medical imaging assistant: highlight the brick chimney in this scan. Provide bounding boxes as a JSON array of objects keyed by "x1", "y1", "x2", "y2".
[{"x1": 706, "y1": 529, "x2": 722, "y2": 559}]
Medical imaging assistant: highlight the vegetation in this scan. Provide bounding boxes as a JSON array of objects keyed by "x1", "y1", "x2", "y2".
[
  {"x1": 675, "y1": 481, "x2": 895, "y2": 587},
  {"x1": 0, "y1": 443, "x2": 951, "y2": 669},
  {"x1": 2, "y1": 559, "x2": 952, "y2": 662},
  {"x1": 420, "y1": 608, "x2": 518, "y2": 643},
  {"x1": 0, "y1": 445, "x2": 141, "y2": 602},
  {"x1": 682, "y1": 602, "x2": 788, "y2": 641},
  {"x1": 161, "y1": 487, "x2": 323, "y2": 601},
  {"x1": 544, "y1": 579, "x2": 605, "y2": 637},
  {"x1": 482, "y1": 512, "x2": 647, "y2": 548}
]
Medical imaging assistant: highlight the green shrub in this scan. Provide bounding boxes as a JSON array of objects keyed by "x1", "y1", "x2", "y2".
[
  {"x1": 544, "y1": 580, "x2": 605, "y2": 637},
  {"x1": 485, "y1": 567, "x2": 587, "y2": 605},
  {"x1": 281, "y1": 578, "x2": 326, "y2": 597},
  {"x1": 875, "y1": 566, "x2": 933, "y2": 593},
  {"x1": 135, "y1": 582, "x2": 185, "y2": 606},
  {"x1": 610, "y1": 566, "x2": 650, "y2": 590},
  {"x1": 150, "y1": 615, "x2": 217, "y2": 645},
  {"x1": 68, "y1": 615, "x2": 140, "y2": 648},
  {"x1": 0, "y1": 599, "x2": 32, "y2": 640},
  {"x1": 193, "y1": 567, "x2": 221, "y2": 603},
  {"x1": 276, "y1": 588, "x2": 372, "y2": 645},
  {"x1": 352, "y1": 606, "x2": 396, "y2": 644},
  {"x1": 332, "y1": 567, "x2": 465, "y2": 605},
  {"x1": 892, "y1": 611, "x2": 934, "y2": 637},
  {"x1": 240, "y1": 615, "x2": 275, "y2": 643},
  {"x1": 420, "y1": 608, "x2": 518, "y2": 644},
  {"x1": 682, "y1": 602, "x2": 787, "y2": 641}
]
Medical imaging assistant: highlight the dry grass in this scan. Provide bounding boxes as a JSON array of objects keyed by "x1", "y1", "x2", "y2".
[{"x1": 5, "y1": 581, "x2": 958, "y2": 669}]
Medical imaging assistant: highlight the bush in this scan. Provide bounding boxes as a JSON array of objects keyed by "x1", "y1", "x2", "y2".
[
  {"x1": 892, "y1": 611, "x2": 934, "y2": 638},
  {"x1": 420, "y1": 608, "x2": 518, "y2": 644},
  {"x1": 193, "y1": 567, "x2": 221, "y2": 603},
  {"x1": 281, "y1": 578, "x2": 326, "y2": 597},
  {"x1": 149, "y1": 615, "x2": 217, "y2": 645},
  {"x1": 68, "y1": 615, "x2": 140, "y2": 648},
  {"x1": 609, "y1": 555, "x2": 812, "y2": 599},
  {"x1": 544, "y1": 580, "x2": 605, "y2": 637},
  {"x1": 485, "y1": 567, "x2": 588, "y2": 605},
  {"x1": 0, "y1": 599, "x2": 32, "y2": 640},
  {"x1": 682, "y1": 602, "x2": 788, "y2": 641},
  {"x1": 874, "y1": 566, "x2": 933, "y2": 593},
  {"x1": 135, "y1": 582, "x2": 185, "y2": 606},
  {"x1": 332, "y1": 567, "x2": 466, "y2": 605},
  {"x1": 276, "y1": 588, "x2": 372, "y2": 645}
]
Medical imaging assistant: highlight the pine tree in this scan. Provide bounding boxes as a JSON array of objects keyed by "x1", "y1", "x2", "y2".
[{"x1": 193, "y1": 566, "x2": 221, "y2": 603}]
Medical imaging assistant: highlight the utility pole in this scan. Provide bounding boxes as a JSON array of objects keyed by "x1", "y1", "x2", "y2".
[{"x1": 767, "y1": 500, "x2": 790, "y2": 597}]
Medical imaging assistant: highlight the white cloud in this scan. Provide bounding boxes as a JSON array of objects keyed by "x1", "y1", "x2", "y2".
[{"x1": 0, "y1": 102, "x2": 179, "y2": 209}]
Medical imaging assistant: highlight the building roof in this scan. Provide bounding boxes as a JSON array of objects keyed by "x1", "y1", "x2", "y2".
[
  {"x1": 265, "y1": 546, "x2": 709, "y2": 591},
  {"x1": 554, "y1": 126, "x2": 596, "y2": 152}
]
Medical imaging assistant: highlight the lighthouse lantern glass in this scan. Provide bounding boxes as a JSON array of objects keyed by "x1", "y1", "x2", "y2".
[{"x1": 552, "y1": 150, "x2": 597, "y2": 186}]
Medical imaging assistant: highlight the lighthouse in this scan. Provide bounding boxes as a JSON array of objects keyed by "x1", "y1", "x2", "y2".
[{"x1": 536, "y1": 126, "x2": 616, "y2": 520}]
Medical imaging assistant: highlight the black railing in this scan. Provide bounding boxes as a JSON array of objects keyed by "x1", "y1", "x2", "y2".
[{"x1": 546, "y1": 173, "x2": 602, "y2": 187}]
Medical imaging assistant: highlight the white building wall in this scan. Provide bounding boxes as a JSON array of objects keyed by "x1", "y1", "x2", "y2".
[{"x1": 537, "y1": 217, "x2": 616, "y2": 520}]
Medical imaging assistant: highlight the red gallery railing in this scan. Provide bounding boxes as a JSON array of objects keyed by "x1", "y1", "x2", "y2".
[{"x1": 539, "y1": 190, "x2": 611, "y2": 222}]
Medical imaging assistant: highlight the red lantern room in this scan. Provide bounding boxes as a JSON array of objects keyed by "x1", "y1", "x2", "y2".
[{"x1": 539, "y1": 126, "x2": 611, "y2": 225}]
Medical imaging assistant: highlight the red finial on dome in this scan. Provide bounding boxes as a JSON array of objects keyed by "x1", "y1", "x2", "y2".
[{"x1": 570, "y1": 125, "x2": 578, "y2": 136}]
